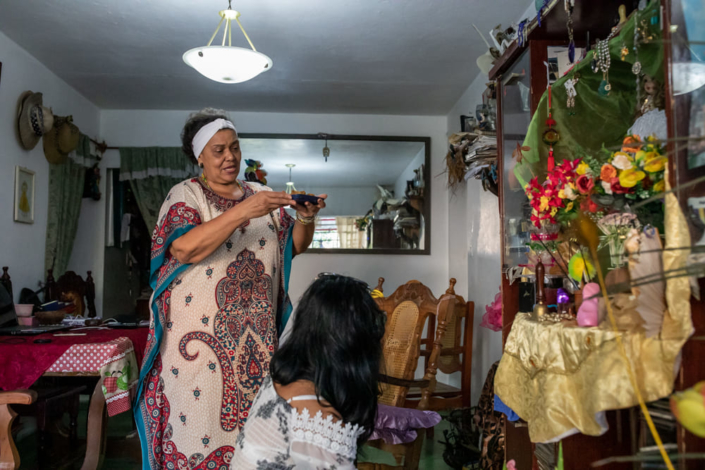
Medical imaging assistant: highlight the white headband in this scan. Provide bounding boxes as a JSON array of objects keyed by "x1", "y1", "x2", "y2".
[{"x1": 192, "y1": 118, "x2": 237, "y2": 159}]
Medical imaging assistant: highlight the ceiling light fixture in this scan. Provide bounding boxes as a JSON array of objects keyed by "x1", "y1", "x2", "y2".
[
  {"x1": 285, "y1": 164, "x2": 297, "y2": 194},
  {"x1": 183, "y1": 0, "x2": 272, "y2": 84}
]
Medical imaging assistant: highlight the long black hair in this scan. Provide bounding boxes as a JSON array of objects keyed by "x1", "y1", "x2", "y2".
[{"x1": 270, "y1": 274, "x2": 386, "y2": 445}]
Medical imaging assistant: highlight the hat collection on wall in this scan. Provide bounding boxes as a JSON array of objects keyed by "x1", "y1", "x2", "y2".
[{"x1": 15, "y1": 90, "x2": 80, "y2": 162}]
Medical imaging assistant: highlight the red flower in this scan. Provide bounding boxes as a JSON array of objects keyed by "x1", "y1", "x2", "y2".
[
  {"x1": 576, "y1": 175, "x2": 594, "y2": 194},
  {"x1": 580, "y1": 198, "x2": 598, "y2": 213},
  {"x1": 610, "y1": 178, "x2": 630, "y2": 194}
]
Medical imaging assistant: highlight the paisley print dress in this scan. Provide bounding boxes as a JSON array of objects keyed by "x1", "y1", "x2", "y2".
[{"x1": 135, "y1": 178, "x2": 295, "y2": 470}]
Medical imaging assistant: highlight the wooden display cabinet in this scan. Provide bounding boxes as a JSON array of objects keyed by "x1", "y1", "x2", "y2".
[
  {"x1": 492, "y1": 0, "x2": 705, "y2": 467},
  {"x1": 491, "y1": 1, "x2": 647, "y2": 468}
]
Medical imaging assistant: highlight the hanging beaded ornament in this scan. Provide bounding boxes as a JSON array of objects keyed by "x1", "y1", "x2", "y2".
[
  {"x1": 596, "y1": 28, "x2": 616, "y2": 96},
  {"x1": 542, "y1": 85, "x2": 560, "y2": 171}
]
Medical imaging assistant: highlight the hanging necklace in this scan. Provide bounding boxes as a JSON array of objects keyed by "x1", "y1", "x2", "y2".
[
  {"x1": 632, "y1": 10, "x2": 643, "y2": 107},
  {"x1": 596, "y1": 28, "x2": 616, "y2": 96}
]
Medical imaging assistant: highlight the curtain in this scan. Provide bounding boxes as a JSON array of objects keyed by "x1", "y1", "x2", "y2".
[
  {"x1": 44, "y1": 134, "x2": 99, "y2": 276},
  {"x1": 119, "y1": 147, "x2": 199, "y2": 230},
  {"x1": 336, "y1": 217, "x2": 365, "y2": 249}
]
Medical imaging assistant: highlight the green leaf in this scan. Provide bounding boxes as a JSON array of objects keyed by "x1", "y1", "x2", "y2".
[
  {"x1": 117, "y1": 374, "x2": 129, "y2": 390},
  {"x1": 556, "y1": 442, "x2": 564, "y2": 470}
]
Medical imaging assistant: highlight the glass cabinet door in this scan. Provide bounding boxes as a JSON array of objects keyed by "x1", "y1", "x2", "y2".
[{"x1": 501, "y1": 49, "x2": 533, "y2": 270}]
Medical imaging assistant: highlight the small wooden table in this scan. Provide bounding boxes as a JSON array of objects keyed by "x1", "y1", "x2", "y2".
[{"x1": 0, "y1": 328, "x2": 147, "y2": 470}]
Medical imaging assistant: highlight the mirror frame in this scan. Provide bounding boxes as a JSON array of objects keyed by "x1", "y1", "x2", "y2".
[{"x1": 239, "y1": 133, "x2": 431, "y2": 255}]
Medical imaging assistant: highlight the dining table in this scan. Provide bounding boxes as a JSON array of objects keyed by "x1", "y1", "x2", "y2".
[{"x1": 0, "y1": 326, "x2": 148, "y2": 470}]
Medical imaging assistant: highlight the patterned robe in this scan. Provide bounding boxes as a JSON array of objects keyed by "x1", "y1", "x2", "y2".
[{"x1": 135, "y1": 178, "x2": 295, "y2": 470}]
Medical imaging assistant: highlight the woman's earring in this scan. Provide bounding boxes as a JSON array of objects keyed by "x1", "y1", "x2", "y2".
[{"x1": 199, "y1": 162, "x2": 204, "y2": 168}]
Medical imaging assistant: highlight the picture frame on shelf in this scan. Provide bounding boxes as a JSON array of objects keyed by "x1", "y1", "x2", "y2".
[
  {"x1": 460, "y1": 115, "x2": 476, "y2": 132},
  {"x1": 14, "y1": 166, "x2": 35, "y2": 224}
]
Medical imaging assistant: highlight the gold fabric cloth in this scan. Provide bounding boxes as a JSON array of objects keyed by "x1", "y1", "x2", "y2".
[{"x1": 495, "y1": 180, "x2": 694, "y2": 443}]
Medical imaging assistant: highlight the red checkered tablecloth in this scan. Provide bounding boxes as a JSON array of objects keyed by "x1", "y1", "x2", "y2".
[{"x1": 46, "y1": 337, "x2": 139, "y2": 417}]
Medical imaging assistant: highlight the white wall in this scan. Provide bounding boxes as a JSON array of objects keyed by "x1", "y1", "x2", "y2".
[
  {"x1": 100, "y1": 110, "x2": 450, "y2": 305},
  {"x1": 444, "y1": 73, "x2": 504, "y2": 404},
  {"x1": 439, "y1": 0, "x2": 536, "y2": 406},
  {"x1": 0, "y1": 31, "x2": 101, "y2": 305}
]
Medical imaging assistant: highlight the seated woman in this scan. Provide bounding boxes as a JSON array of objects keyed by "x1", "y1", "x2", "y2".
[{"x1": 231, "y1": 274, "x2": 386, "y2": 469}]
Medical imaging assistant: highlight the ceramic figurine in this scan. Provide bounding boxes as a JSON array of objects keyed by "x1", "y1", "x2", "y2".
[{"x1": 576, "y1": 283, "x2": 600, "y2": 326}]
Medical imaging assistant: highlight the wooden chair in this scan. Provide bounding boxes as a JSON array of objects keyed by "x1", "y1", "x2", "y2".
[
  {"x1": 405, "y1": 279, "x2": 475, "y2": 411},
  {"x1": 45, "y1": 269, "x2": 97, "y2": 318},
  {"x1": 0, "y1": 390, "x2": 37, "y2": 470},
  {"x1": 360, "y1": 279, "x2": 458, "y2": 470}
]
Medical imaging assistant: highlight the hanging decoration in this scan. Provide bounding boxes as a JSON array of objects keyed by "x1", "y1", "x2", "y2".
[
  {"x1": 542, "y1": 83, "x2": 560, "y2": 171},
  {"x1": 564, "y1": 73, "x2": 579, "y2": 115},
  {"x1": 595, "y1": 29, "x2": 617, "y2": 96},
  {"x1": 564, "y1": 0, "x2": 576, "y2": 63},
  {"x1": 321, "y1": 135, "x2": 330, "y2": 162}
]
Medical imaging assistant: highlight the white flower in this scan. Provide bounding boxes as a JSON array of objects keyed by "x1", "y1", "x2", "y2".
[
  {"x1": 601, "y1": 181, "x2": 613, "y2": 195},
  {"x1": 564, "y1": 185, "x2": 578, "y2": 200},
  {"x1": 612, "y1": 153, "x2": 633, "y2": 170}
]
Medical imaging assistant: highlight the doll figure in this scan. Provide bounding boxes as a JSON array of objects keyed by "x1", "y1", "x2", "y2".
[{"x1": 637, "y1": 75, "x2": 665, "y2": 117}]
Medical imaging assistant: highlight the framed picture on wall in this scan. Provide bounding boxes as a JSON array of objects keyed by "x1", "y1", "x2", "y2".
[{"x1": 14, "y1": 166, "x2": 35, "y2": 224}]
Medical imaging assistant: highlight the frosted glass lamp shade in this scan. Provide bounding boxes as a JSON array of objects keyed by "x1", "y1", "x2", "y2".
[{"x1": 183, "y1": 46, "x2": 272, "y2": 84}]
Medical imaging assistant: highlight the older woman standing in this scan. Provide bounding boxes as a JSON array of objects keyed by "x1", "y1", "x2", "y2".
[{"x1": 135, "y1": 108, "x2": 326, "y2": 470}]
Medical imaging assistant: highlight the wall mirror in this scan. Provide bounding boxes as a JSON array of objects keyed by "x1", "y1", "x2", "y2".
[
  {"x1": 240, "y1": 134, "x2": 431, "y2": 254},
  {"x1": 102, "y1": 133, "x2": 430, "y2": 318}
]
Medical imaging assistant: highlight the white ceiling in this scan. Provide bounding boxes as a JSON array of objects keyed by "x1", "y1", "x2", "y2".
[
  {"x1": 0, "y1": 0, "x2": 528, "y2": 114},
  {"x1": 240, "y1": 138, "x2": 424, "y2": 189}
]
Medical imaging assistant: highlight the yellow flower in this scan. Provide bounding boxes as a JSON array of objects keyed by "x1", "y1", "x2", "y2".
[
  {"x1": 647, "y1": 134, "x2": 658, "y2": 142},
  {"x1": 565, "y1": 201, "x2": 574, "y2": 211},
  {"x1": 576, "y1": 162, "x2": 590, "y2": 175},
  {"x1": 619, "y1": 168, "x2": 646, "y2": 188},
  {"x1": 653, "y1": 180, "x2": 665, "y2": 192},
  {"x1": 558, "y1": 189, "x2": 566, "y2": 199},
  {"x1": 644, "y1": 156, "x2": 667, "y2": 173},
  {"x1": 550, "y1": 207, "x2": 558, "y2": 217},
  {"x1": 539, "y1": 196, "x2": 549, "y2": 212},
  {"x1": 634, "y1": 150, "x2": 646, "y2": 162}
]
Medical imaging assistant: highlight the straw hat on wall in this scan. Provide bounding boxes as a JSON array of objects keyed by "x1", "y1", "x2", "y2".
[
  {"x1": 16, "y1": 91, "x2": 55, "y2": 150},
  {"x1": 43, "y1": 115, "x2": 80, "y2": 164}
]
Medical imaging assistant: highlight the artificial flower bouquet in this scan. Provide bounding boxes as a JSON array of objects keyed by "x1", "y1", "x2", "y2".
[
  {"x1": 579, "y1": 135, "x2": 667, "y2": 217},
  {"x1": 523, "y1": 134, "x2": 666, "y2": 279},
  {"x1": 525, "y1": 134, "x2": 666, "y2": 229}
]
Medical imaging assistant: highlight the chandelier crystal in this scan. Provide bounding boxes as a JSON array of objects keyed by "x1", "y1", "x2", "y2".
[{"x1": 183, "y1": 1, "x2": 272, "y2": 84}]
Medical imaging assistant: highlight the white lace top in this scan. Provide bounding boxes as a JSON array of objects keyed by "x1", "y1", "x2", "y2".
[{"x1": 231, "y1": 376, "x2": 363, "y2": 469}]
